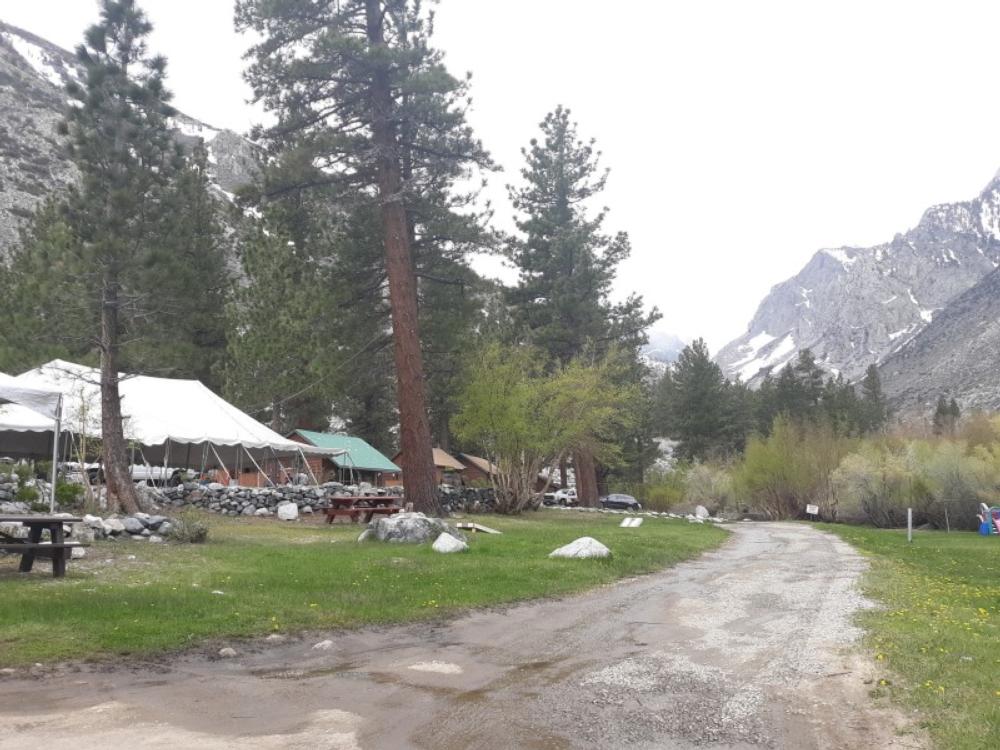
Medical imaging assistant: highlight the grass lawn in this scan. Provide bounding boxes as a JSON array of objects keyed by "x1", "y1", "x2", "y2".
[
  {"x1": 821, "y1": 524, "x2": 1000, "y2": 750},
  {"x1": 0, "y1": 511, "x2": 727, "y2": 666}
]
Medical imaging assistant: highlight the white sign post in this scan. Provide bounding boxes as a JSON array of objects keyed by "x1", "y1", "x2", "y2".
[{"x1": 907, "y1": 507, "x2": 913, "y2": 543}]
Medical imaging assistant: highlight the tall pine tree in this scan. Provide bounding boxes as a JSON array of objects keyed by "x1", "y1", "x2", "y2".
[
  {"x1": 237, "y1": 0, "x2": 493, "y2": 513},
  {"x1": 506, "y1": 106, "x2": 658, "y2": 503}
]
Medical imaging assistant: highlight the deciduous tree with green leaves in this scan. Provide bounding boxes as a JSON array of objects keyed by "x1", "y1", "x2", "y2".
[{"x1": 451, "y1": 343, "x2": 636, "y2": 513}]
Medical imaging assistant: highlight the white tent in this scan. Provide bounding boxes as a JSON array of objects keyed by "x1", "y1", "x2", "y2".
[
  {"x1": 12, "y1": 360, "x2": 341, "y2": 486},
  {"x1": 0, "y1": 371, "x2": 64, "y2": 510}
]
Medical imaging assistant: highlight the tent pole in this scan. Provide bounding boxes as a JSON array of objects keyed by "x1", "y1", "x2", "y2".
[
  {"x1": 243, "y1": 445, "x2": 274, "y2": 487},
  {"x1": 298, "y1": 447, "x2": 320, "y2": 487},
  {"x1": 208, "y1": 443, "x2": 230, "y2": 485},
  {"x1": 267, "y1": 445, "x2": 290, "y2": 486},
  {"x1": 49, "y1": 395, "x2": 62, "y2": 512}
]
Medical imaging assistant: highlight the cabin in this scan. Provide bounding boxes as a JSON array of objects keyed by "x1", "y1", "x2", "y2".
[
  {"x1": 286, "y1": 430, "x2": 400, "y2": 486},
  {"x1": 386, "y1": 447, "x2": 466, "y2": 487}
]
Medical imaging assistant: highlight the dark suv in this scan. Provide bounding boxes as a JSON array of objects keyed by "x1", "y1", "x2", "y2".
[{"x1": 599, "y1": 493, "x2": 642, "y2": 510}]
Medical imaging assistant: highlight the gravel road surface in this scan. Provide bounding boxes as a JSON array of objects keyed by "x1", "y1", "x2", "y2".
[{"x1": 0, "y1": 522, "x2": 925, "y2": 749}]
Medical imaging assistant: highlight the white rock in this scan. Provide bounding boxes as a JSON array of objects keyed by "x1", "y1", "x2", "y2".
[
  {"x1": 71, "y1": 546, "x2": 86, "y2": 559},
  {"x1": 265, "y1": 633, "x2": 286, "y2": 642},
  {"x1": 312, "y1": 639, "x2": 334, "y2": 651},
  {"x1": 357, "y1": 528, "x2": 373, "y2": 543},
  {"x1": 104, "y1": 518, "x2": 126, "y2": 534},
  {"x1": 82, "y1": 514, "x2": 102, "y2": 526},
  {"x1": 301, "y1": 505, "x2": 314, "y2": 514},
  {"x1": 432, "y1": 532, "x2": 469, "y2": 554},
  {"x1": 694, "y1": 505, "x2": 710, "y2": 519},
  {"x1": 276, "y1": 502, "x2": 299, "y2": 521},
  {"x1": 218, "y1": 647, "x2": 238, "y2": 658},
  {"x1": 253, "y1": 507, "x2": 270, "y2": 516},
  {"x1": 549, "y1": 537, "x2": 611, "y2": 559},
  {"x1": 148, "y1": 535, "x2": 164, "y2": 543},
  {"x1": 619, "y1": 517, "x2": 643, "y2": 528}
]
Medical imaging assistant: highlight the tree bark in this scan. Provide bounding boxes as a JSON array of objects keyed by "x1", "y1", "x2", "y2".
[
  {"x1": 100, "y1": 271, "x2": 139, "y2": 514},
  {"x1": 365, "y1": 0, "x2": 440, "y2": 516},
  {"x1": 574, "y1": 448, "x2": 599, "y2": 507}
]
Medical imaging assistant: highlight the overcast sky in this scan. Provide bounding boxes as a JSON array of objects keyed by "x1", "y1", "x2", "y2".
[{"x1": 5, "y1": 0, "x2": 1000, "y2": 350}]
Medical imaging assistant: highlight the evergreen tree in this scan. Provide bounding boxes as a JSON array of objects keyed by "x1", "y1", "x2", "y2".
[
  {"x1": 33, "y1": 0, "x2": 183, "y2": 512},
  {"x1": 506, "y1": 106, "x2": 658, "y2": 502},
  {"x1": 931, "y1": 395, "x2": 959, "y2": 436},
  {"x1": 237, "y1": 0, "x2": 493, "y2": 513},
  {"x1": 655, "y1": 339, "x2": 750, "y2": 460},
  {"x1": 224, "y1": 215, "x2": 327, "y2": 434},
  {"x1": 859, "y1": 364, "x2": 889, "y2": 434}
]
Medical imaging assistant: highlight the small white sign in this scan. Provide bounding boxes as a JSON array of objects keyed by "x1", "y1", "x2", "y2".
[{"x1": 805, "y1": 504, "x2": 819, "y2": 516}]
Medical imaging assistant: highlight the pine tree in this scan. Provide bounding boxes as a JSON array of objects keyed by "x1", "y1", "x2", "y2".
[
  {"x1": 859, "y1": 364, "x2": 888, "y2": 434},
  {"x1": 57, "y1": 0, "x2": 183, "y2": 512},
  {"x1": 655, "y1": 339, "x2": 749, "y2": 461},
  {"x1": 506, "y1": 106, "x2": 658, "y2": 502},
  {"x1": 237, "y1": 0, "x2": 493, "y2": 513},
  {"x1": 931, "y1": 396, "x2": 954, "y2": 435}
]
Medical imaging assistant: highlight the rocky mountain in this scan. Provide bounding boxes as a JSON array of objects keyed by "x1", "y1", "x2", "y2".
[
  {"x1": 641, "y1": 330, "x2": 686, "y2": 365},
  {"x1": 717, "y1": 172, "x2": 1000, "y2": 387},
  {"x1": 879, "y1": 267, "x2": 1000, "y2": 418},
  {"x1": 0, "y1": 21, "x2": 258, "y2": 256}
]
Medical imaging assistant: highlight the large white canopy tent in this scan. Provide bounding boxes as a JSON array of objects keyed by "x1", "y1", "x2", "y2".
[
  {"x1": 10, "y1": 360, "x2": 343, "y2": 487},
  {"x1": 0, "y1": 371, "x2": 64, "y2": 510}
]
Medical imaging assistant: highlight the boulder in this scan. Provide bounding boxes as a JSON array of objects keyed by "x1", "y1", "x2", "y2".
[
  {"x1": 370, "y1": 512, "x2": 465, "y2": 544},
  {"x1": 276, "y1": 502, "x2": 299, "y2": 521},
  {"x1": 122, "y1": 517, "x2": 145, "y2": 535},
  {"x1": 694, "y1": 505, "x2": 710, "y2": 519},
  {"x1": 158, "y1": 521, "x2": 174, "y2": 536},
  {"x1": 148, "y1": 535, "x2": 164, "y2": 543},
  {"x1": 253, "y1": 507, "x2": 270, "y2": 517},
  {"x1": 71, "y1": 546, "x2": 86, "y2": 559},
  {"x1": 549, "y1": 537, "x2": 611, "y2": 559},
  {"x1": 357, "y1": 528, "x2": 373, "y2": 543},
  {"x1": 146, "y1": 515, "x2": 167, "y2": 529},
  {"x1": 104, "y1": 518, "x2": 126, "y2": 535},
  {"x1": 432, "y1": 532, "x2": 469, "y2": 554}
]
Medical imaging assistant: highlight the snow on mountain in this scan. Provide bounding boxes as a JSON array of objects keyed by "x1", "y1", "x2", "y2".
[
  {"x1": 0, "y1": 21, "x2": 258, "y2": 255},
  {"x1": 716, "y1": 171, "x2": 1000, "y2": 386}
]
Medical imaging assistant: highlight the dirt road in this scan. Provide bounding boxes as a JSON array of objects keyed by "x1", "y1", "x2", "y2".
[{"x1": 0, "y1": 523, "x2": 924, "y2": 749}]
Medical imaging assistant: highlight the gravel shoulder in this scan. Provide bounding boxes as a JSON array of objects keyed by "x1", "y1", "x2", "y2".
[{"x1": 0, "y1": 522, "x2": 927, "y2": 749}]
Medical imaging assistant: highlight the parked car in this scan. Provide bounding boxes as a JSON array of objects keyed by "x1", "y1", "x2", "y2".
[
  {"x1": 599, "y1": 493, "x2": 642, "y2": 511},
  {"x1": 131, "y1": 465, "x2": 194, "y2": 487},
  {"x1": 553, "y1": 488, "x2": 578, "y2": 506}
]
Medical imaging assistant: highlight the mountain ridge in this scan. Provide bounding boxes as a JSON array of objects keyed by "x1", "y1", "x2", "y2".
[
  {"x1": 0, "y1": 20, "x2": 257, "y2": 255},
  {"x1": 716, "y1": 172, "x2": 1000, "y2": 391}
]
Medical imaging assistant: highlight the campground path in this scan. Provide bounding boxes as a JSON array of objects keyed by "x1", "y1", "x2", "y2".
[{"x1": 0, "y1": 522, "x2": 925, "y2": 749}]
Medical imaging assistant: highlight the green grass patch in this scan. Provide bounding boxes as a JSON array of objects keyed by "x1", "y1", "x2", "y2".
[
  {"x1": 0, "y1": 511, "x2": 727, "y2": 665},
  {"x1": 820, "y1": 524, "x2": 1000, "y2": 750}
]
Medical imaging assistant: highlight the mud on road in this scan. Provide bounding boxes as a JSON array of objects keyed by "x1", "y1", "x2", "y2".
[{"x1": 0, "y1": 523, "x2": 926, "y2": 749}]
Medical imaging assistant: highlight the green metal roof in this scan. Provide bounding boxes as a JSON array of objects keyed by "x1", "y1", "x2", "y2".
[{"x1": 291, "y1": 430, "x2": 400, "y2": 473}]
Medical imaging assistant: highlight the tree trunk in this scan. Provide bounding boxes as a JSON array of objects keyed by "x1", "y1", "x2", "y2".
[
  {"x1": 365, "y1": 0, "x2": 440, "y2": 516},
  {"x1": 559, "y1": 457, "x2": 568, "y2": 489},
  {"x1": 100, "y1": 272, "x2": 139, "y2": 514},
  {"x1": 574, "y1": 448, "x2": 599, "y2": 507}
]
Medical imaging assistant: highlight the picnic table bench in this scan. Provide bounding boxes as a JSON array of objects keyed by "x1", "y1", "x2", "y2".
[
  {"x1": 0, "y1": 515, "x2": 86, "y2": 578},
  {"x1": 324, "y1": 496, "x2": 403, "y2": 525}
]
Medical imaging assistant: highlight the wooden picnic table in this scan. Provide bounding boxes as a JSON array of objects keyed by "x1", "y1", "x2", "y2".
[
  {"x1": 325, "y1": 496, "x2": 402, "y2": 524},
  {"x1": 0, "y1": 515, "x2": 85, "y2": 578}
]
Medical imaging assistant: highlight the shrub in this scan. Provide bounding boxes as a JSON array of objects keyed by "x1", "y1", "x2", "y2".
[
  {"x1": 733, "y1": 418, "x2": 855, "y2": 519},
  {"x1": 55, "y1": 482, "x2": 84, "y2": 507},
  {"x1": 166, "y1": 511, "x2": 210, "y2": 544},
  {"x1": 684, "y1": 463, "x2": 733, "y2": 514},
  {"x1": 15, "y1": 484, "x2": 40, "y2": 504},
  {"x1": 832, "y1": 446, "x2": 913, "y2": 528}
]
